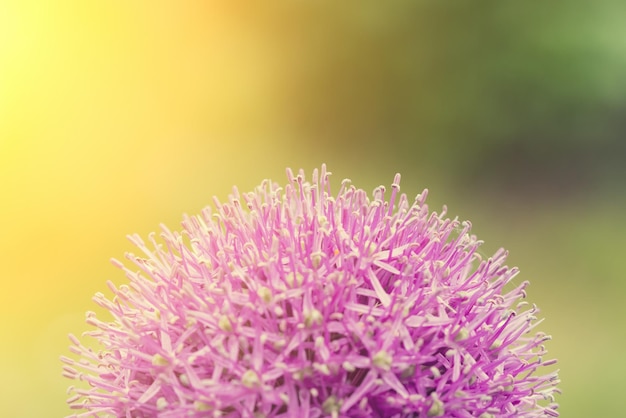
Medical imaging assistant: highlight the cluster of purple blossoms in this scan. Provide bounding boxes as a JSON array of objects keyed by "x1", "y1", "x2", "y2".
[{"x1": 63, "y1": 166, "x2": 560, "y2": 417}]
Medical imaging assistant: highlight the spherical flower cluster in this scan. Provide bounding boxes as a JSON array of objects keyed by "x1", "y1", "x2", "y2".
[{"x1": 63, "y1": 166, "x2": 560, "y2": 417}]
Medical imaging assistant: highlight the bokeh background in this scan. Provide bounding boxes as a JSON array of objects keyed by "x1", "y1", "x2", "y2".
[{"x1": 1, "y1": 2, "x2": 624, "y2": 416}]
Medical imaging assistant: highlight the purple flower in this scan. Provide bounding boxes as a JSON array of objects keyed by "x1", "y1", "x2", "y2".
[{"x1": 63, "y1": 165, "x2": 560, "y2": 417}]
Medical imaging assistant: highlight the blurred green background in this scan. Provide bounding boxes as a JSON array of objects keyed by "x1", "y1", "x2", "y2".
[{"x1": 1, "y1": 2, "x2": 624, "y2": 416}]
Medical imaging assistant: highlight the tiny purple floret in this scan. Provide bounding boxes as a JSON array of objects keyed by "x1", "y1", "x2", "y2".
[{"x1": 63, "y1": 165, "x2": 560, "y2": 417}]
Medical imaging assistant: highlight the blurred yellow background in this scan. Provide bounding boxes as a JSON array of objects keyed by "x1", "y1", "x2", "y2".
[{"x1": 1, "y1": 2, "x2": 625, "y2": 416}]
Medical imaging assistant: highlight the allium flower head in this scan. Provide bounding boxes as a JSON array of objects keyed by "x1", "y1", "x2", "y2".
[{"x1": 63, "y1": 165, "x2": 560, "y2": 417}]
